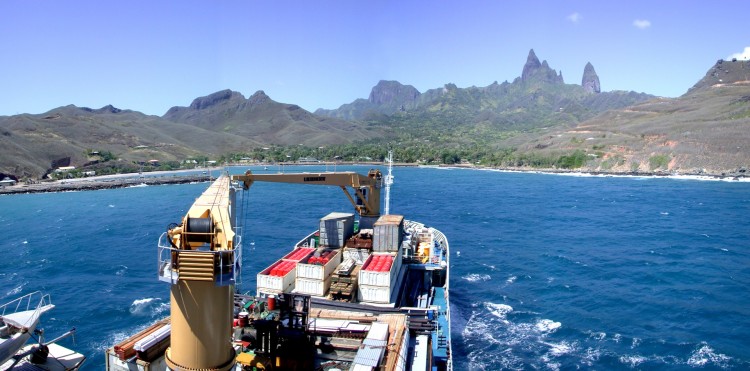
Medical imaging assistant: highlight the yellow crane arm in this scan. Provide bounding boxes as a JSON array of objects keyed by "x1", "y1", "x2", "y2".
[{"x1": 232, "y1": 170, "x2": 383, "y2": 218}]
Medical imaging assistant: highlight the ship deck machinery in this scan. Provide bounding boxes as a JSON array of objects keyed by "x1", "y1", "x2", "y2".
[
  {"x1": 105, "y1": 170, "x2": 451, "y2": 371},
  {"x1": 230, "y1": 170, "x2": 452, "y2": 371}
]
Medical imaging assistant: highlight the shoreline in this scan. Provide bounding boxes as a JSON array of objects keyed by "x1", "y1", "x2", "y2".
[{"x1": 2, "y1": 164, "x2": 748, "y2": 195}]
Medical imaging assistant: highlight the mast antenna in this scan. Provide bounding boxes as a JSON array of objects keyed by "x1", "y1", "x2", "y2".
[{"x1": 384, "y1": 150, "x2": 394, "y2": 215}]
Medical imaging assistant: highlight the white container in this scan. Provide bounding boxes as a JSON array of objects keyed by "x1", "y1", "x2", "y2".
[
  {"x1": 357, "y1": 284, "x2": 393, "y2": 304},
  {"x1": 296, "y1": 249, "x2": 342, "y2": 280},
  {"x1": 295, "y1": 276, "x2": 332, "y2": 296},
  {"x1": 343, "y1": 248, "x2": 371, "y2": 265},
  {"x1": 257, "y1": 260, "x2": 296, "y2": 293},
  {"x1": 373, "y1": 215, "x2": 404, "y2": 252},
  {"x1": 358, "y1": 252, "x2": 402, "y2": 287}
]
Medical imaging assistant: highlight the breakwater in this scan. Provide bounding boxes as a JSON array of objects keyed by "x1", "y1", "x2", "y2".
[{"x1": 0, "y1": 174, "x2": 210, "y2": 195}]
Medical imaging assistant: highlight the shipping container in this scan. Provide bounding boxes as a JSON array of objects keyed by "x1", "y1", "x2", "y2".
[
  {"x1": 357, "y1": 284, "x2": 393, "y2": 304},
  {"x1": 373, "y1": 215, "x2": 404, "y2": 252},
  {"x1": 296, "y1": 248, "x2": 342, "y2": 280},
  {"x1": 294, "y1": 276, "x2": 332, "y2": 297},
  {"x1": 343, "y1": 248, "x2": 371, "y2": 265},
  {"x1": 359, "y1": 252, "x2": 402, "y2": 287},
  {"x1": 257, "y1": 259, "x2": 297, "y2": 293},
  {"x1": 319, "y1": 212, "x2": 355, "y2": 247}
]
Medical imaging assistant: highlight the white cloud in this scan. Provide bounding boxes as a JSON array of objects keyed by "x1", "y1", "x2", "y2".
[
  {"x1": 728, "y1": 46, "x2": 750, "y2": 61},
  {"x1": 633, "y1": 19, "x2": 651, "y2": 29},
  {"x1": 567, "y1": 12, "x2": 582, "y2": 23}
]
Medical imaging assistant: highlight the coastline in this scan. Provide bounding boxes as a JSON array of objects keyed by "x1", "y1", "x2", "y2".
[{"x1": 2, "y1": 163, "x2": 748, "y2": 195}]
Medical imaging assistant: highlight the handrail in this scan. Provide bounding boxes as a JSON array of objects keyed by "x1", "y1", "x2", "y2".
[
  {"x1": 157, "y1": 232, "x2": 240, "y2": 286},
  {"x1": 0, "y1": 291, "x2": 51, "y2": 317}
]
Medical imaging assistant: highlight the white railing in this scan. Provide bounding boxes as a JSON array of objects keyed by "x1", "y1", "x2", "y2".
[{"x1": 0, "y1": 291, "x2": 51, "y2": 317}]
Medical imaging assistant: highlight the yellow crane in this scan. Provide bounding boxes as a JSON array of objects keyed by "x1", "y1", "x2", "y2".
[
  {"x1": 232, "y1": 169, "x2": 383, "y2": 219},
  {"x1": 159, "y1": 175, "x2": 238, "y2": 371}
]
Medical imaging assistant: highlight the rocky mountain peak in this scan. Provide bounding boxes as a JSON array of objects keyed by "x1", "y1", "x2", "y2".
[
  {"x1": 368, "y1": 80, "x2": 420, "y2": 106},
  {"x1": 521, "y1": 49, "x2": 564, "y2": 84},
  {"x1": 522, "y1": 49, "x2": 542, "y2": 81},
  {"x1": 582, "y1": 62, "x2": 601, "y2": 93},
  {"x1": 188, "y1": 89, "x2": 245, "y2": 110},
  {"x1": 248, "y1": 90, "x2": 271, "y2": 105}
]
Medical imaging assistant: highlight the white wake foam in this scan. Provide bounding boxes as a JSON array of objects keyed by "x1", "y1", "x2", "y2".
[
  {"x1": 687, "y1": 343, "x2": 731, "y2": 367},
  {"x1": 463, "y1": 273, "x2": 492, "y2": 282},
  {"x1": 129, "y1": 297, "x2": 169, "y2": 316}
]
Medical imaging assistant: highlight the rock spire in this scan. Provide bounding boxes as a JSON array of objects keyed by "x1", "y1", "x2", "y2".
[{"x1": 582, "y1": 62, "x2": 601, "y2": 93}]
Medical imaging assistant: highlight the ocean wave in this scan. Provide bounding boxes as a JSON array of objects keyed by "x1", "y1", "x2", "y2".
[
  {"x1": 115, "y1": 265, "x2": 128, "y2": 276},
  {"x1": 619, "y1": 354, "x2": 648, "y2": 367},
  {"x1": 463, "y1": 273, "x2": 492, "y2": 282},
  {"x1": 687, "y1": 343, "x2": 731, "y2": 367},
  {"x1": 463, "y1": 302, "x2": 567, "y2": 370},
  {"x1": 5, "y1": 283, "x2": 25, "y2": 297},
  {"x1": 129, "y1": 297, "x2": 169, "y2": 317},
  {"x1": 542, "y1": 340, "x2": 577, "y2": 357},
  {"x1": 535, "y1": 319, "x2": 561, "y2": 333},
  {"x1": 485, "y1": 302, "x2": 513, "y2": 320},
  {"x1": 505, "y1": 276, "x2": 517, "y2": 284}
]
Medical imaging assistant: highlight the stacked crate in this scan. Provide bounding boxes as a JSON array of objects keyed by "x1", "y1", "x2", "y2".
[
  {"x1": 256, "y1": 247, "x2": 314, "y2": 295},
  {"x1": 357, "y1": 252, "x2": 402, "y2": 304},
  {"x1": 358, "y1": 215, "x2": 404, "y2": 304},
  {"x1": 329, "y1": 258, "x2": 360, "y2": 302},
  {"x1": 294, "y1": 248, "x2": 342, "y2": 296},
  {"x1": 343, "y1": 229, "x2": 373, "y2": 265}
]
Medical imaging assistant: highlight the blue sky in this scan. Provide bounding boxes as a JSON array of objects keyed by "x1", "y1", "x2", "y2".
[{"x1": 1, "y1": 0, "x2": 748, "y2": 116}]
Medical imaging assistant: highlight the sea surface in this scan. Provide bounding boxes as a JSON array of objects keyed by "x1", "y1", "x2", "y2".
[{"x1": 1, "y1": 165, "x2": 749, "y2": 370}]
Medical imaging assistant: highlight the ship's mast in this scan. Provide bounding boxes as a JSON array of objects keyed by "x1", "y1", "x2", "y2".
[{"x1": 384, "y1": 150, "x2": 394, "y2": 215}]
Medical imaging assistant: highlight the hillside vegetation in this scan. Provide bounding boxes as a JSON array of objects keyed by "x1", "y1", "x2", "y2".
[{"x1": 1, "y1": 53, "x2": 748, "y2": 179}]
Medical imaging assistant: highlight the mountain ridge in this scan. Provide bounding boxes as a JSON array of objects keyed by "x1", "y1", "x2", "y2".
[{"x1": 1, "y1": 51, "x2": 748, "y2": 178}]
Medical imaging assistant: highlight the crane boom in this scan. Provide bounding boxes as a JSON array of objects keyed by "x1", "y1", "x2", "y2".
[{"x1": 232, "y1": 169, "x2": 383, "y2": 218}]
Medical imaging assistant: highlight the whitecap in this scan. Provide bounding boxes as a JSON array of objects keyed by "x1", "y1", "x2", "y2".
[
  {"x1": 660, "y1": 211, "x2": 669, "y2": 215},
  {"x1": 687, "y1": 343, "x2": 731, "y2": 367},
  {"x1": 588, "y1": 331, "x2": 606, "y2": 341},
  {"x1": 535, "y1": 319, "x2": 561, "y2": 333},
  {"x1": 506, "y1": 276, "x2": 517, "y2": 284},
  {"x1": 463, "y1": 273, "x2": 491, "y2": 282},
  {"x1": 485, "y1": 302, "x2": 513, "y2": 319},
  {"x1": 129, "y1": 297, "x2": 168, "y2": 316},
  {"x1": 115, "y1": 265, "x2": 128, "y2": 276},
  {"x1": 542, "y1": 340, "x2": 576, "y2": 357},
  {"x1": 619, "y1": 354, "x2": 647, "y2": 367},
  {"x1": 6, "y1": 284, "x2": 25, "y2": 297},
  {"x1": 108, "y1": 204, "x2": 115, "y2": 208},
  {"x1": 582, "y1": 347, "x2": 601, "y2": 365}
]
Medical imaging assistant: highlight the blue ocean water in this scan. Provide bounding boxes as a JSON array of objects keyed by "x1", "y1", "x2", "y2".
[{"x1": 1, "y1": 166, "x2": 749, "y2": 370}]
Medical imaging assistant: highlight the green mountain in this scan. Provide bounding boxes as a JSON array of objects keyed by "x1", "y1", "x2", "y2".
[
  {"x1": 0, "y1": 90, "x2": 377, "y2": 178},
  {"x1": 164, "y1": 89, "x2": 376, "y2": 145},
  {"x1": 1, "y1": 51, "x2": 747, "y2": 179},
  {"x1": 515, "y1": 58, "x2": 750, "y2": 174},
  {"x1": 316, "y1": 49, "x2": 654, "y2": 136}
]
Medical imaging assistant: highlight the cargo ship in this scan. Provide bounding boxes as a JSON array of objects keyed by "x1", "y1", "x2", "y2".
[{"x1": 106, "y1": 166, "x2": 451, "y2": 370}]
